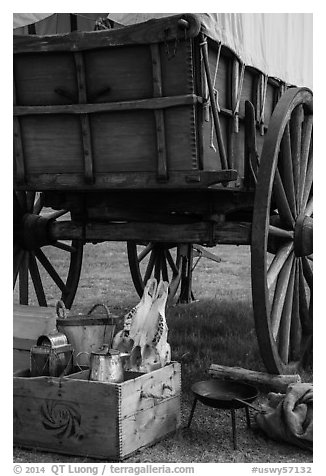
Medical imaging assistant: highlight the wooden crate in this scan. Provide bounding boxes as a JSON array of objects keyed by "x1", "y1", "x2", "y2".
[
  {"x1": 13, "y1": 362, "x2": 181, "y2": 460},
  {"x1": 13, "y1": 305, "x2": 57, "y2": 371}
]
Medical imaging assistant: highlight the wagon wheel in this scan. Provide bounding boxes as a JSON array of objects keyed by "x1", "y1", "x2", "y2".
[
  {"x1": 127, "y1": 242, "x2": 195, "y2": 304},
  {"x1": 251, "y1": 87, "x2": 313, "y2": 374},
  {"x1": 13, "y1": 191, "x2": 83, "y2": 309}
]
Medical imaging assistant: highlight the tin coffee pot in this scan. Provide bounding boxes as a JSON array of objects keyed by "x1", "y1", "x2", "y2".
[{"x1": 78, "y1": 345, "x2": 129, "y2": 383}]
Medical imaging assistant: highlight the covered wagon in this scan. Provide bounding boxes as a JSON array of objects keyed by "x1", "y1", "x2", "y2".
[{"x1": 13, "y1": 13, "x2": 313, "y2": 374}]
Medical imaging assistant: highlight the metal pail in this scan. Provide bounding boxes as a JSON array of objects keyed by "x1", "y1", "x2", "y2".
[{"x1": 56, "y1": 301, "x2": 119, "y2": 366}]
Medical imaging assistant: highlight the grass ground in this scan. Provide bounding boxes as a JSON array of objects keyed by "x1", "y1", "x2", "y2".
[{"x1": 13, "y1": 242, "x2": 313, "y2": 463}]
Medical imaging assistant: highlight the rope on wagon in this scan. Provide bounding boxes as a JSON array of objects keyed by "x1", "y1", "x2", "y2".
[{"x1": 208, "y1": 42, "x2": 222, "y2": 152}]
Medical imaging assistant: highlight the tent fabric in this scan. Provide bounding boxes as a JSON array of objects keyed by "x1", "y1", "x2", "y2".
[
  {"x1": 13, "y1": 13, "x2": 107, "y2": 35},
  {"x1": 13, "y1": 13, "x2": 53, "y2": 29},
  {"x1": 109, "y1": 13, "x2": 313, "y2": 89}
]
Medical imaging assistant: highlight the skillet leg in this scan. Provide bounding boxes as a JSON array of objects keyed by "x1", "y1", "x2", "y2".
[
  {"x1": 231, "y1": 408, "x2": 237, "y2": 450},
  {"x1": 187, "y1": 397, "x2": 198, "y2": 428}
]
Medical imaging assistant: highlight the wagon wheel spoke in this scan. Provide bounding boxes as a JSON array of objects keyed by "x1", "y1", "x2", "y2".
[
  {"x1": 267, "y1": 242, "x2": 294, "y2": 290},
  {"x1": 154, "y1": 248, "x2": 162, "y2": 282},
  {"x1": 305, "y1": 197, "x2": 313, "y2": 217},
  {"x1": 138, "y1": 243, "x2": 154, "y2": 263},
  {"x1": 28, "y1": 252, "x2": 47, "y2": 306},
  {"x1": 34, "y1": 248, "x2": 67, "y2": 293},
  {"x1": 18, "y1": 252, "x2": 29, "y2": 304},
  {"x1": 298, "y1": 260, "x2": 312, "y2": 333},
  {"x1": 298, "y1": 116, "x2": 313, "y2": 212},
  {"x1": 277, "y1": 259, "x2": 296, "y2": 364},
  {"x1": 289, "y1": 260, "x2": 301, "y2": 361},
  {"x1": 289, "y1": 105, "x2": 304, "y2": 209},
  {"x1": 127, "y1": 242, "x2": 189, "y2": 303},
  {"x1": 52, "y1": 241, "x2": 76, "y2": 253},
  {"x1": 143, "y1": 248, "x2": 157, "y2": 285},
  {"x1": 13, "y1": 244, "x2": 24, "y2": 285},
  {"x1": 268, "y1": 225, "x2": 294, "y2": 240},
  {"x1": 165, "y1": 249, "x2": 180, "y2": 275},
  {"x1": 278, "y1": 124, "x2": 296, "y2": 217},
  {"x1": 301, "y1": 157, "x2": 313, "y2": 213},
  {"x1": 26, "y1": 191, "x2": 36, "y2": 213},
  {"x1": 301, "y1": 256, "x2": 313, "y2": 291},
  {"x1": 252, "y1": 87, "x2": 313, "y2": 374},
  {"x1": 161, "y1": 250, "x2": 169, "y2": 282},
  {"x1": 45, "y1": 209, "x2": 68, "y2": 220},
  {"x1": 270, "y1": 253, "x2": 294, "y2": 339},
  {"x1": 33, "y1": 193, "x2": 44, "y2": 214}
]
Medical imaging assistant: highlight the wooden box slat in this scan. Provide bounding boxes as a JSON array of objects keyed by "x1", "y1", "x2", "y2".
[{"x1": 13, "y1": 362, "x2": 181, "y2": 460}]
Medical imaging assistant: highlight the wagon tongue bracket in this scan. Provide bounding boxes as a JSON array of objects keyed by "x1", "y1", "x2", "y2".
[
  {"x1": 294, "y1": 215, "x2": 313, "y2": 257},
  {"x1": 17, "y1": 213, "x2": 56, "y2": 250}
]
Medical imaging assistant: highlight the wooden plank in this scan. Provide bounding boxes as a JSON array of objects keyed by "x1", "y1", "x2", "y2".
[
  {"x1": 74, "y1": 51, "x2": 94, "y2": 184},
  {"x1": 49, "y1": 219, "x2": 251, "y2": 245},
  {"x1": 42, "y1": 188, "x2": 254, "y2": 220},
  {"x1": 150, "y1": 43, "x2": 168, "y2": 181},
  {"x1": 121, "y1": 397, "x2": 181, "y2": 459},
  {"x1": 14, "y1": 94, "x2": 202, "y2": 116},
  {"x1": 120, "y1": 362, "x2": 181, "y2": 419},
  {"x1": 13, "y1": 81, "x2": 26, "y2": 184},
  {"x1": 16, "y1": 170, "x2": 237, "y2": 190},
  {"x1": 14, "y1": 374, "x2": 120, "y2": 460},
  {"x1": 13, "y1": 14, "x2": 202, "y2": 53}
]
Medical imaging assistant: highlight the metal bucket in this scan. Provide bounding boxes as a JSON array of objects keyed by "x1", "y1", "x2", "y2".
[{"x1": 56, "y1": 301, "x2": 119, "y2": 366}]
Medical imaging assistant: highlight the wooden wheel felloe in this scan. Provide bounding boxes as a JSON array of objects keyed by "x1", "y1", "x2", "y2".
[
  {"x1": 13, "y1": 191, "x2": 83, "y2": 309},
  {"x1": 127, "y1": 242, "x2": 195, "y2": 304},
  {"x1": 251, "y1": 87, "x2": 313, "y2": 374}
]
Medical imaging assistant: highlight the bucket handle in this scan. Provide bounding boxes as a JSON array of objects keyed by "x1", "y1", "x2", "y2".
[
  {"x1": 56, "y1": 300, "x2": 68, "y2": 319},
  {"x1": 87, "y1": 303, "x2": 118, "y2": 325},
  {"x1": 75, "y1": 351, "x2": 90, "y2": 371}
]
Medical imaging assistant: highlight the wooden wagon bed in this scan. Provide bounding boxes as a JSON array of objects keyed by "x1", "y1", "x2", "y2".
[{"x1": 14, "y1": 14, "x2": 289, "y2": 192}]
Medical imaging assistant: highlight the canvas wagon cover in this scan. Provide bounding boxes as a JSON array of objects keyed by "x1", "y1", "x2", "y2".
[
  {"x1": 13, "y1": 12, "x2": 312, "y2": 88},
  {"x1": 109, "y1": 13, "x2": 313, "y2": 89}
]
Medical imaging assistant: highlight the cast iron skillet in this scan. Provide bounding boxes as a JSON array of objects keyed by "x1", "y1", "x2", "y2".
[{"x1": 191, "y1": 379, "x2": 258, "y2": 410}]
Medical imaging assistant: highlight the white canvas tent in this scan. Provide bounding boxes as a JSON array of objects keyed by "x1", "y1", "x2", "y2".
[
  {"x1": 13, "y1": 13, "x2": 107, "y2": 35},
  {"x1": 13, "y1": 13, "x2": 312, "y2": 89}
]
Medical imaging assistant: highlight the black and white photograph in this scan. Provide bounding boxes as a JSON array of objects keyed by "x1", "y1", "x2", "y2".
[{"x1": 11, "y1": 4, "x2": 315, "y2": 473}]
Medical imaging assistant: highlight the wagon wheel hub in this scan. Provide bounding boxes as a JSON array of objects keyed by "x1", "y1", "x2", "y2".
[
  {"x1": 294, "y1": 215, "x2": 313, "y2": 257},
  {"x1": 15, "y1": 212, "x2": 55, "y2": 251}
]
